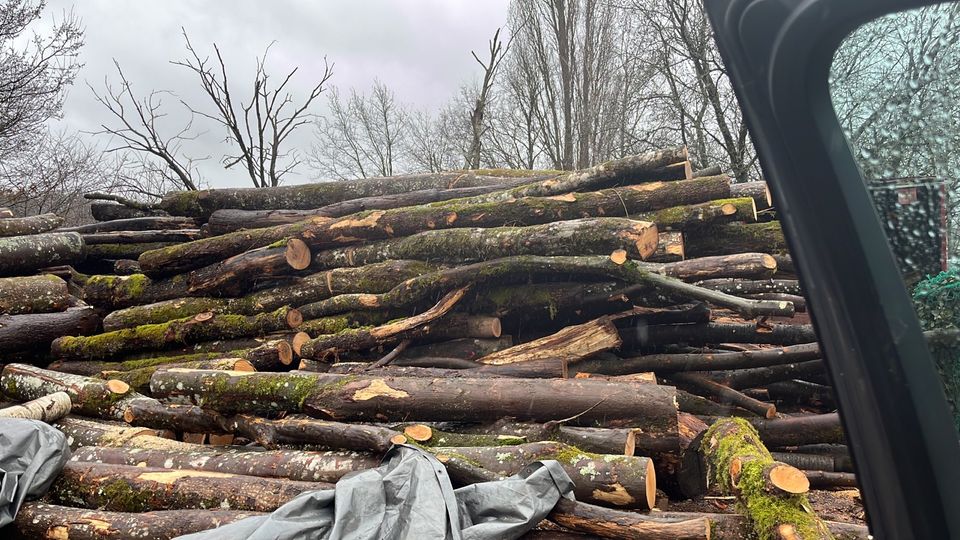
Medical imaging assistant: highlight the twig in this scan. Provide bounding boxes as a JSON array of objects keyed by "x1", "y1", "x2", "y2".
[{"x1": 366, "y1": 339, "x2": 412, "y2": 371}]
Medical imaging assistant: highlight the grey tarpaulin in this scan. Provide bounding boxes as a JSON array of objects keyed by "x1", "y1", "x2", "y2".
[
  {"x1": 0, "y1": 418, "x2": 70, "y2": 526},
  {"x1": 175, "y1": 444, "x2": 575, "y2": 540}
]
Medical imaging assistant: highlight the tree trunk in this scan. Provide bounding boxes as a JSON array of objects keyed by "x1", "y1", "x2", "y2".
[
  {"x1": 0, "y1": 232, "x2": 84, "y2": 276},
  {"x1": 608, "y1": 343, "x2": 820, "y2": 373},
  {"x1": 61, "y1": 216, "x2": 200, "y2": 233},
  {"x1": 14, "y1": 502, "x2": 262, "y2": 540},
  {"x1": 803, "y1": 471, "x2": 858, "y2": 489},
  {"x1": 705, "y1": 360, "x2": 825, "y2": 389},
  {"x1": 634, "y1": 196, "x2": 755, "y2": 230},
  {"x1": 694, "y1": 278, "x2": 802, "y2": 296},
  {"x1": 0, "y1": 391, "x2": 71, "y2": 422},
  {"x1": 731, "y1": 181, "x2": 773, "y2": 210},
  {"x1": 548, "y1": 499, "x2": 711, "y2": 539},
  {"x1": 54, "y1": 417, "x2": 198, "y2": 451},
  {"x1": 622, "y1": 323, "x2": 817, "y2": 350},
  {"x1": 82, "y1": 273, "x2": 196, "y2": 310},
  {"x1": 86, "y1": 241, "x2": 180, "y2": 261},
  {"x1": 0, "y1": 306, "x2": 99, "y2": 353},
  {"x1": 52, "y1": 461, "x2": 331, "y2": 512},
  {"x1": 82, "y1": 229, "x2": 202, "y2": 244},
  {"x1": 312, "y1": 217, "x2": 659, "y2": 270},
  {"x1": 149, "y1": 369, "x2": 679, "y2": 431},
  {"x1": 661, "y1": 253, "x2": 778, "y2": 281},
  {"x1": 684, "y1": 222, "x2": 787, "y2": 257},
  {"x1": 771, "y1": 452, "x2": 853, "y2": 473},
  {"x1": 182, "y1": 243, "x2": 306, "y2": 297},
  {"x1": 102, "y1": 357, "x2": 256, "y2": 393},
  {"x1": 2, "y1": 364, "x2": 157, "y2": 420},
  {"x1": 113, "y1": 259, "x2": 142, "y2": 274},
  {"x1": 51, "y1": 307, "x2": 301, "y2": 361},
  {"x1": 0, "y1": 212, "x2": 62, "y2": 236},
  {"x1": 750, "y1": 413, "x2": 844, "y2": 447},
  {"x1": 91, "y1": 202, "x2": 166, "y2": 221},
  {"x1": 0, "y1": 274, "x2": 70, "y2": 314}
]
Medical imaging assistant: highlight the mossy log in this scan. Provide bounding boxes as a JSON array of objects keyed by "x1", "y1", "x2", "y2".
[
  {"x1": 548, "y1": 499, "x2": 711, "y2": 539},
  {"x1": 14, "y1": 502, "x2": 262, "y2": 540},
  {"x1": 0, "y1": 274, "x2": 70, "y2": 314},
  {"x1": 51, "y1": 307, "x2": 301, "y2": 361},
  {"x1": 51, "y1": 461, "x2": 331, "y2": 512},
  {"x1": 695, "y1": 278, "x2": 802, "y2": 296},
  {"x1": 101, "y1": 260, "x2": 434, "y2": 330},
  {"x1": 82, "y1": 273, "x2": 193, "y2": 310},
  {"x1": 652, "y1": 512, "x2": 869, "y2": 540},
  {"x1": 70, "y1": 445, "x2": 379, "y2": 484},
  {"x1": 91, "y1": 202, "x2": 166, "y2": 220},
  {"x1": 662, "y1": 253, "x2": 778, "y2": 281},
  {"x1": 86, "y1": 241, "x2": 180, "y2": 261},
  {"x1": 700, "y1": 418, "x2": 831, "y2": 540},
  {"x1": 184, "y1": 241, "x2": 310, "y2": 296},
  {"x1": 0, "y1": 391, "x2": 71, "y2": 422},
  {"x1": 295, "y1": 310, "x2": 398, "y2": 338},
  {"x1": 113, "y1": 258, "x2": 142, "y2": 274},
  {"x1": 2, "y1": 364, "x2": 158, "y2": 420},
  {"x1": 0, "y1": 306, "x2": 99, "y2": 353},
  {"x1": 731, "y1": 181, "x2": 773, "y2": 210},
  {"x1": 610, "y1": 343, "x2": 820, "y2": 373},
  {"x1": 310, "y1": 217, "x2": 659, "y2": 269},
  {"x1": 636, "y1": 196, "x2": 756, "y2": 231},
  {"x1": 103, "y1": 357, "x2": 256, "y2": 393},
  {"x1": 393, "y1": 423, "x2": 526, "y2": 448},
  {"x1": 433, "y1": 441, "x2": 656, "y2": 509},
  {"x1": 0, "y1": 212, "x2": 62, "y2": 236},
  {"x1": 621, "y1": 322, "x2": 817, "y2": 351},
  {"x1": 82, "y1": 229, "x2": 202, "y2": 244},
  {"x1": 298, "y1": 255, "x2": 793, "y2": 321},
  {"x1": 475, "y1": 314, "x2": 623, "y2": 365},
  {"x1": 0, "y1": 231, "x2": 84, "y2": 276},
  {"x1": 61, "y1": 216, "x2": 200, "y2": 233},
  {"x1": 650, "y1": 231, "x2": 685, "y2": 262},
  {"x1": 386, "y1": 337, "x2": 514, "y2": 362},
  {"x1": 684, "y1": 222, "x2": 787, "y2": 258},
  {"x1": 54, "y1": 417, "x2": 198, "y2": 451},
  {"x1": 149, "y1": 369, "x2": 679, "y2": 430}
]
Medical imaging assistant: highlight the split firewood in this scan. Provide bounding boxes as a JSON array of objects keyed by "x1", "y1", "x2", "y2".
[
  {"x1": 310, "y1": 218, "x2": 659, "y2": 269},
  {"x1": 91, "y1": 202, "x2": 165, "y2": 221},
  {"x1": 70, "y1": 445, "x2": 380, "y2": 484},
  {"x1": 51, "y1": 461, "x2": 332, "y2": 512},
  {"x1": 2, "y1": 364, "x2": 158, "y2": 420},
  {"x1": 60, "y1": 216, "x2": 200, "y2": 233},
  {"x1": 0, "y1": 212, "x2": 62, "y2": 236},
  {"x1": 0, "y1": 231, "x2": 85, "y2": 277},
  {"x1": 475, "y1": 313, "x2": 624, "y2": 366},
  {"x1": 14, "y1": 502, "x2": 263, "y2": 540},
  {"x1": 0, "y1": 391, "x2": 72, "y2": 422},
  {"x1": 50, "y1": 307, "x2": 302, "y2": 361},
  {"x1": 0, "y1": 274, "x2": 71, "y2": 314},
  {"x1": 149, "y1": 369, "x2": 679, "y2": 431},
  {"x1": 684, "y1": 222, "x2": 787, "y2": 258},
  {"x1": 0, "y1": 306, "x2": 99, "y2": 354}
]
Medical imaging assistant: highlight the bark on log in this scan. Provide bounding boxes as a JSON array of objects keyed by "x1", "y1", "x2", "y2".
[
  {"x1": 548, "y1": 499, "x2": 710, "y2": 539},
  {"x1": 51, "y1": 306, "x2": 301, "y2": 361},
  {"x1": 295, "y1": 310, "x2": 398, "y2": 338},
  {"x1": 669, "y1": 372, "x2": 777, "y2": 418},
  {"x1": 52, "y1": 461, "x2": 331, "y2": 512},
  {"x1": 311, "y1": 218, "x2": 659, "y2": 269},
  {"x1": 86, "y1": 241, "x2": 179, "y2": 261},
  {"x1": 0, "y1": 306, "x2": 99, "y2": 353},
  {"x1": 14, "y1": 502, "x2": 263, "y2": 540},
  {"x1": 608, "y1": 343, "x2": 820, "y2": 373},
  {"x1": 693, "y1": 165, "x2": 723, "y2": 178},
  {"x1": 390, "y1": 337, "x2": 514, "y2": 362},
  {"x1": 91, "y1": 202, "x2": 166, "y2": 220},
  {"x1": 82, "y1": 229, "x2": 201, "y2": 244},
  {"x1": 55, "y1": 416, "x2": 198, "y2": 451},
  {"x1": 705, "y1": 360, "x2": 826, "y2": 389},
  {"x1": 447, "y1": 419, "x2": 681, "y2": 455},
  {"x1": 0, "y1": 212, "x2": 62, "y2": 236},
  {"x1": 622, "y1": 323, "x2": 817, "y2": 350},
  {"x1": 695, "y1": 278, "x2": 802, "y2": 296},
  {"x1": 149, "y1": 369, "x2": 679, "y2": 430},
  {"x1": 684, "y1": 222, "x2": 787, "y2": 258},
  {"x1": 61, "y1": 216, "x2": 200, "y2": 233},
  {"x1": 652, "y1": 512, "x2": 869, "y2": 540},
  {"x1": 770, "y1": 452, "x2": 853, "y2": 473},
  {"x1": 649, "y1": 231, "x2": 685, "y2": 262},
  {"x1": 700, "y1": 418, "x2": 831, "y2": 540},
  {"x1": 113, "y1": 259, "x2": 142, "y2": 275},
  {"x1": 102, "y1": 357, "x2": 256, "y2": 393},
  {"x1": 183, "y1": 241, "x2": 309, "y2": 296},
  {"x1": 70, "y1": 445, "x2": 379, "y2": 484},
  {"x1": 802, "y1": 471, "x2": 858, "y2": 489},
  {"x1": 0, "y1": 274, "x2": 70, "y2": 314},
  {"x1": 433, "y1": 441, "x2": 657, "y2": 509},
  {"x1": 0, "y1": 391, "x2": 71, "y2": 422},
  {"x1": 750, "y1": 413, "x2": 845, "y2": 447},
  {"x1": 82, "y1": 273, "x2": 192, "y2": 310},
  {"x1": 0, "y1": 231, "x2": 84, "y2": 276},
  {"x1": 2, "y1": 364, "x2": 157, "y2": 420},
  {"x1": 661, "y1": 253, "x2": 778, "y2": 281},
  {"x1": 475, "y1": 314, "x2": 623, "y2": 365},
  {"x1": 731, "y1": 181, "x2": 773, "y2": 210},
  {"x1": 635, "y1": 197, "x2": 756, "y2": 231}
]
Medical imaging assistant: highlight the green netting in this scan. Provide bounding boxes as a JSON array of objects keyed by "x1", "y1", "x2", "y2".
[{"x1": 912, "y1": 270, "x2": 960, "y2": 430}]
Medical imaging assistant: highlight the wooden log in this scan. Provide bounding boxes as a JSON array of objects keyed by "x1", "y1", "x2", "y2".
[
  {"x1": 0, "y1": 391, "x2": 71, "y2": 422},
  {"x1": 731, "y1": 181, "x2": 773, "y2": 210},
  {"x1": 744, "y1": 293, "x2": 807, "y2": 312},
  {"x1": 802, "y1": 470, "x2": 858, "y2": 489},
  {"x1": 705, "y1": 360, "x2": 826, "y2": 389},
  {"x1": 86, "y1": 241, "x2": 180, "y2": 261},
  {"x1": 0, "y1": 274, "x2": 70, "y2": 314},
  {"x1": 51, "y1": 307, "x2": 301, "y2": 361},
  {"x1": 604, "y1": 343, "x2": 820, "y2": 374},
  {"x1": 391, "y1": 337, "x2": 514, "y2": 362},
  {"x1": 751, "y1": 413, "x2": 844, "y2": 447},
  {"x1": 651, "y1": 512, "x2": 869, "y2": 540},
  {"x1": 649, "y1": 231, "x2": 685, "y2": 262},
  {"x1": 61, "y1": 216, "x2": 200, "y2": 233},
  {"x1": 447, "y1": 419, "x2": 680, "y2": 455},
  {"x1": 183, "y1": 241, "x2": 310, "y2": 296},
  {"x1": 81, "y1": 273, "x2": 193, "y2": 310},
  {"x1": 102, "y1": 357, "x2": 256, "y2": 393},
  {"x1": 82, "y1": 229, "x2": 201, "y2": 244},
  {"x1": 476, "y1": 314, "x2": 623, "y2": 366},
  {"x1": 0, "y1": 231, "x2": 84, "y2": 276},
  {"x1": 695, "y1": 278, "x2": 802, "y2": 296},
  {"x1": 0, "y1": 306, "x2": 99, "y2": 353},
  {"x1": 70, "y1": 445, "x2": 379, "y2": 484},
  {"x1": 684, "y1": 222, "x2": 787, "y2": 258},
  {"x1": 311, "y1": 218, "x2": 659, "y2": 269},
  {"x1": 149, "y1": 369, "x2": 679, "y2": 430},
  {"x1": 635, "y1": 197, "x2": 756, "y2": 230},
  {"x1": 298, "y1": 255, "x2": 793, "y2": 320},
  {"x1": 55, "y1": 417, "x2": 198, "y2": 451},
  {"x1": 0, "y1": 212, "x2": 62, "y2": 236},
  {"x1": 14, "y1": 502, "x2": 263, "y2": 540},
  {"x1": 661, "y1": 253, "x2": 778, "y2": 281},
  {"x1": 669, "y1": 372, "x2": 777, "y2": 418},
  {"x1": 548, "y1": 499, "x2": 710, "y2": 539},
  {"x1": 434, "y1": 441, "x2": 657, "y2": 509},
  {"x1": 771, "y1": 452, "x2": 853, "y2": 473},
  {"x1": 51, "y1": 461, "x2": 331, "y2": 512},
  {"x1": 2, "y1": 364, "x2": 158, "y2": 420},
  {"x1": 699, "y1": 418, "x2": 831, "y2": 539},
  {"x1": 621, "y1": 323, "x2": 817, "y2": 350},
  {"x1": 113, "y1": 259, "x2": 142, "y2": 275},
  {"x1": 91, "y1": 202, "x2": 166, "y2": 220}
]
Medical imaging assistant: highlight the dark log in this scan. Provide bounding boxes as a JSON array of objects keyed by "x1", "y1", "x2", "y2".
[
  {"x1": 730, "y1": 181, "x2": 773, "y2": 210},
  {"x1": 599, "y1": 343, "x2": 820, "y2": 374},
  {"x1": 91, "y1": 202, "x2": 166, "y2": 221},
  {"x1": 763, "y1": 380, "x2": 837, "y2": 408},
  {"x1": 621, "y1": 323, "x2": 817, "y2": 351},
  {"x1": 113, "y1": 259, "x2": 142, "y2": 274},
  {"x1": 311, "y1": 218, "x2": 659, "y2": 269},
  {"x1": 684, "y1": 222, "x2": 787, "y2": 258},
  {"x1": 694, "y1": 278, "x2": 802, "y2": 296},
  {"x1": 60, "y1": 216, "x2": 200, "y2": 233},
  {"x1": 802, "y1": 470, "x2": 859, "y2": 489},
  {"x1": 52, "y1": 461, "x2": 331, "y2": 512},
  {"x1": 548, "y1": 499, "x2": 710, "y2": 539},
  {"x1": 773, "y1": 254, "x2": 796, "y2": 276},
  {"x1": 0, "y1": 231, "x2": 84, "y2": 276},
  {"x1": 14, "y1": 502, "x2": 262, "y2": 540},
  {"x1": 54, "y1": 416, "x2": 198, "y2": 451},
  {"x1": 693, "y1": 165, "x2": 723, "y2": 178},
  {"x1": 649, "y1": 231, "x2": 685, "y2": 262},
  {"x1": 86, "y1": 241, "x2": 180, "y2": 260},
  {"x1": 447, "y1": 419, "x2": 680, "y2": 455},
  {"x1": 744, "y1": 292, "x2": 807, "y2": 312},
  {"x1": 149, "y1": 369, "x2": 679, "y2": 431},
  {"x1": 669, "y1": 372, "x2": 776, "y2": 418},
  {"x1": 705, "y1": 360, "x2": 826, "y2": 389},
  {"x1": 51, "y1": 307, "x2": 301, "y2": 361},
  {"x1": 392, "y1": 337, "x2": 514, "y2": 362},
  {"x1": 698, "y1": 413, "x2": 845, "y2": 447},
  {"x1": 650, "y1": 512, "x2": 869, "y2": 540},
  {"x1": 0, "y1": 212, "x2": 62, "y2": 236},
  {"x1": 70, "y1": 445, "x2": 379, "y2": 484},
  {"x1": 0, "y1": 306, "x2": 99, "y2": 353},
  {"x1": 0, "y1": 274, "x2": 70, "y2": 314},
  {"x1": 2, "y1": 364, "x2": 157, "y2": 420},
  {"x1": 82, "y1": 229, "x2": 201, "y2": 244}
]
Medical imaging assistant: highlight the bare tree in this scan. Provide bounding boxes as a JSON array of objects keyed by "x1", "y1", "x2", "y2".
[{"x1": 465, "y1": 28, "x2": 510, "y2": 169}]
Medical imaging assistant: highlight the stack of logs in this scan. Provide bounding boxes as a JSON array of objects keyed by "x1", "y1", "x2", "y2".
[{"x1": 0, "y1": 149, "x2": 869, "y2": 540}]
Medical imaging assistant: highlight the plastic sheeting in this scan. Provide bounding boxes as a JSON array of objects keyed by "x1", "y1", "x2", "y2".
[
  {"x1": 0, "y1": 419, "x2": 70, "y2": 526},
  {"x1": 175, "y1": 444, "x2": 575, "y2": 540}
]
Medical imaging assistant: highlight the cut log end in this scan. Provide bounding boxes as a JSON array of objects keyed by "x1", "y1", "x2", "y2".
[
  {"x1": 763, "y1": 184, "x2": 774, "y2": 209},
  {"x1": 769, "y1": 464, "x2": 811, "y2": 495},
  {"x1": 644, "y1": 458, "x2": 657, "y2": 510},
  {"x1": 609, "y1": 249, "x2": 628, "y2": 265},
  {"x1": 623, "y1": 429, "x2": 637, "y2": 457},
  {"x1": 292, "y1": 331, "x2": 310, "y2": 356},
  {"x1": 277, "y1": 341, "x2": 294, "y2": 365},
  {"x1": 122, "y1": 408, "x2": 135, "y2": 423},
  {"x1": 106, "y1": 379, "x2": 131, "y2": 394},
  {"x1": 403, "y1": 424, "x2": 434, "y2": 442},
  {"x1": 193, "y1": 312, "x2": 214, "y2": 322},
  {"x1": 232, "y1": 359, "x2": 256, "y2": 372},
  {"x1": 285, "y1": 238, "x2": 312, "y2": 270},
  {"x1": 286, "y1": 308, "x2": 303, "y2": 328},
  {"x1": 720, "y1": 203, "x2": 738, "y2": 216},
  {"x1": 389, "y1": 434, "x2": 408, "y2": 445},
  {"x1": 761, "y1": 254, "x2": 778, "y2": 271}
]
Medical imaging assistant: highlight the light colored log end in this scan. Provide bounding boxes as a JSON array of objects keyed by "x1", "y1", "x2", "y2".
[
  {"x1": 286, "y1": 308, "x2": 303, "y2": 328},
  {"x1": 276, "y1": 341, "x2": 294, "y2": 365},
  {"x1": 390, "y1": 434, "x2": 408, "y2": 445},
  {"x1": 285, "y1": 238, "x2": 312, "y2": 270},
  {"x1": 403, "y1": 424, "x2": 433, "y2": 442},
  {"x1": 610, "y1": 249, "x2": 628, "y2": 265},
  {"x1": 761, "y1": 254, "x2": 778, "y2": 271},
  {"x1": 106, "y1": 379, "x2": 131, "y2": 394},
  {"x1": 291, "y1": 332, "x2": 310, "y2": 356},
  {"x1": 769, "y1": 464, "x2": 810, "y2": 495},
  {"x1": 644, "y1": 458, "x2": 657, "y2": 510}
]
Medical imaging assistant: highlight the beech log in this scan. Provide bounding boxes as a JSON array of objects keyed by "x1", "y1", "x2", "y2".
[
  {"x1": 622, "y1": 323, "x2": 817, "y2": 350},
  {"x1": 695, "y1": 278, "x2": 802, "y2": 296},
  {"x1": 55, "y1": 417, "x2": 198, "y2": 451},
  {"x1": 0, "y1": 231, "x2": 84, "y2": 276},
  {"x1": 684, "y1": 222, "x2": 787, "y2": 257},
  {"x1": 661, "y1": 253, "x2": 777, "y2": 281},
  {"x1": 0, "y1": 274, "x2": 70, "y2": 314},
  {"x1": 82, "y1": 229, "x2": 201, "y2": 244},
  {"x1": 86, "y1": 241, "x2": 180, "y2": 260},
  {"x1": 548, "y1": 499, "x2": 710, "y2": 539},
  {"x1": 91, "y1": 202, "x2": 165, "y2": 220},
  {"x1": 731, "y1": 181, "x2": 773, "y2": 210},
  {"x1": 0, "y1": 391, "x2": 71, "y2": 422},
  {"x1": 0, "y1": 306, "x2": 99, "y2": 353},
  {"x1": 61, "y1": 216, "x2": 199, "y2": 233},
  {"x1": 103, "y1": 357, "x2": 256, "y2": 393},
  {"x1": 607, "y1": 343, "x2": 820, "y2": 373},
  {"x1": 0, "y1": 212, "x2": 62, "y2": 236}
]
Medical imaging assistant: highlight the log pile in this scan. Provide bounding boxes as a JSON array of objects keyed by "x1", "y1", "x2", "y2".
[{"x1": 0, "y1": 151, "x2": 870, "y2": 539}]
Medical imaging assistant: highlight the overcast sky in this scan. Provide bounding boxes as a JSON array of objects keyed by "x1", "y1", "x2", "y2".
[{"x1": 45, "y1": 1, "x2": 511, "y2": 188}]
